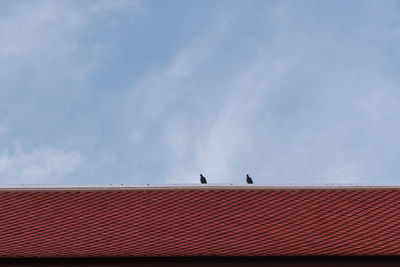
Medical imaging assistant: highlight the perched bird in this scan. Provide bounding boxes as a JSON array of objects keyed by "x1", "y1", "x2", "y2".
[
  {"x1": 246, "y1": 174, "x2": 253, "y2": 184},
  {"x1": 200, "y1": 174, "x2": 207, "y2": 184}
]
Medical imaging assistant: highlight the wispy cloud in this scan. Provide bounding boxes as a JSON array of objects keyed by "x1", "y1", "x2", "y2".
[
  {"x1": 161, "y1": 1, "x2": 400, "y2": 184},
  {"x1": 0, "y1": 146, "x2": 84, "y2": 184},
  {"x1": 0, "y1": 0, "x2": 142, "y2": 84},
  {"x1": 1, "y1": 1, "x2": 400, "y2": 185},
  {"x1": 165, "y1": 58, "x2": 290, "y2": 183},
  {"x1": 0, "y1": 0, "x2": 142, "y2": 184}
]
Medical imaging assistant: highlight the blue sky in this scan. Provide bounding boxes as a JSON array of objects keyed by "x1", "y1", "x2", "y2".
[{"x1": 1, "y1": 0, "x2": 400, "y2": 185}]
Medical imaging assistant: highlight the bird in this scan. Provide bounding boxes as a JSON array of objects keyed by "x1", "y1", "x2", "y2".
[
  {"x1": 200, "y1": 174, "x2": 207, "y2": 184},
  {"x1": 246, "y1": 174, "x2": 253, "y2": 184}
]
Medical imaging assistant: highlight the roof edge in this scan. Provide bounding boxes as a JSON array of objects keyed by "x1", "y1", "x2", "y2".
[{"x1": 0, "y1": 184, "x2": 400, "y2": 191}]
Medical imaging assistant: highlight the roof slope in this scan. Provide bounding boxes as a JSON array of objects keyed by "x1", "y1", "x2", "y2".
[{"x1": 0, "y1": 187, "x2": 399, "y2": 257}]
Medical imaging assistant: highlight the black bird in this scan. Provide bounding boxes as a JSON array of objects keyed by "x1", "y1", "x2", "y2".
[
  {"x1": 246, "y1": 174, "x2": 253, "y2": 184},
  {"x1": 200, "y1": 174, "x2": 207, "y2": 184}
]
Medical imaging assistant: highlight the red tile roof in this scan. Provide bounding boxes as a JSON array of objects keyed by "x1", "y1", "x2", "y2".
[{"x1": 0, "y1": 186, "x2": 399, "y2": 257}]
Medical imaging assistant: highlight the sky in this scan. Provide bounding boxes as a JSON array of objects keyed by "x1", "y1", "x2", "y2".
[{"x1": 1, "y1": 0, "x2": 400, "y2": 185}]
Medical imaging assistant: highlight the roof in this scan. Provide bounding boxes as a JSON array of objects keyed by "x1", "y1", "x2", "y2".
[{"x1": 0, "y1": 185, "x2": 400, "y2": 257}]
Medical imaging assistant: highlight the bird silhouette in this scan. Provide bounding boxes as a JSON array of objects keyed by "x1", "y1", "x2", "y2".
[
  {"x1": 200, "y1": 174, "x2": 207, "y2": 184},
  {"x1": 246, "y1": 174, "x2": 253, "y2": 184}
]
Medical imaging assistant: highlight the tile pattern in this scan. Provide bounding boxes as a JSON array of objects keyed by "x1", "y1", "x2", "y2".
[{"x1": 0, "y1": 189, "x2": 399, "y2": 257}]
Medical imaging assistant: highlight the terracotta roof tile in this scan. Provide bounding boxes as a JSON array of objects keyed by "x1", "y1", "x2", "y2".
[{"x1": 0, "y1": 188, "x2": 399, "y2": 257}]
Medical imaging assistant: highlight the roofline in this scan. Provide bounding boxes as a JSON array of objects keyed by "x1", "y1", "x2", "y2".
[{"x1": 1, "y1": 184, "x2": 400, "y2": 191}]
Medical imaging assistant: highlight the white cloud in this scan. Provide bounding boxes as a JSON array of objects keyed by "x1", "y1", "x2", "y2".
[
  {"x1": 0, "y1": 0, "x2": 143, "y2": 184},
  {"x1": 122, "y1": 4, "x2": 248, "y2": 183},
  {"x1": 89, "y1": 0, "x2": 143, "y2": 13},
  {"x1": 165, "y1": 58, "x2": 290, "y2": 183},
  {"x1": 1, "y1": 1, "x2": 399, "y2": 185},
  {"x1": 0, "y1": 1, "x2": 79, "y2": 79},
  {"x1": 0, "y1": 121, "x2": 9, "y2": 136},
  {"x1": 161, "y1": 1, "x2": 400, "y2": 185},
  {"x1": 126, "y1": 10, "x2": 236, "y2": 123},
  {"x1": 0, "y1": 0, "x2": 142, "y2": 85},
  {"x1": 0, "y1": 147, "x2": 84, "y2": 184}
]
